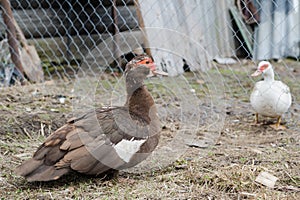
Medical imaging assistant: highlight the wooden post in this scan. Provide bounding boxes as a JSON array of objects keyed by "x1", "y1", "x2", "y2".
[
  {"x1": 1, "y1": 0, "x2": 25, "y2": 76},
  {"x1": 112, "y1": 0, "x2": 122, "y2": 71},
  {"x1": 134, "y1": 0, "x2": 152, "y2": 57},
  {"x1": 66, "y1": 0, "x2": 73, "y2": 62}
]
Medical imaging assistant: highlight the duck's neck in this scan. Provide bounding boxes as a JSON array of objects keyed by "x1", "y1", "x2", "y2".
[
  {"x1": 126, "y1": 85, "x2": 156, "y2": 123},
  {"x1": 263, "y1": 68, "x2": 274, "y2": 83}
]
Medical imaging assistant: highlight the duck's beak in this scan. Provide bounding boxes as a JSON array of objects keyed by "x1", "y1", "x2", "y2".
[
  {"x1": 147, "y1": 63, "x2": 168, "y2": 77},
  {"x1": 147, "y1": 70, "x2": 168, "y2": 77},
  {"x1": 152, "y1": 70, "x2": 168, "y2": 76},
  {"x1": 251, "y1": 70, "x2": 262, "y2": 77}
]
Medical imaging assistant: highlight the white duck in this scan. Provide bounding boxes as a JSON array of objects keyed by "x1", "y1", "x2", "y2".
[{"x1": 250, "y1": 61, "x2": 292, "y2": 130}]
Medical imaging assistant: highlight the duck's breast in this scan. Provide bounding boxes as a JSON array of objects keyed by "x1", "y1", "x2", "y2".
[{"x1": 250, "y1": 81, "x2": 291, "y2": 117}]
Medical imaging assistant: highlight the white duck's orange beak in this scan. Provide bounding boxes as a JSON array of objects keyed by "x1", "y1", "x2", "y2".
[{"x1": 251, "y1": 70, "x2": 262, "y2": 77}]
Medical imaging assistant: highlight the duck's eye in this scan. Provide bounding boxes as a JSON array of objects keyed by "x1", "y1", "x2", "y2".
[{"x1": 138, "y1": 60, "x2": 151, "y2": 65}]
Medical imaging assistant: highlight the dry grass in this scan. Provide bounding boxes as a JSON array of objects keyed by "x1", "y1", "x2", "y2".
[{"x1": 0, "y1": 59, "x2": 299, "y2": 199}]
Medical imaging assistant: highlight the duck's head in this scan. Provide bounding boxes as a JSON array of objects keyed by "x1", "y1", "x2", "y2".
[
  {"x1": 125, "y1": 55, "x2": 168, "y2": 82},
  {"x1": 251, "y1": 61, "x2": 273, "y2": 77}
]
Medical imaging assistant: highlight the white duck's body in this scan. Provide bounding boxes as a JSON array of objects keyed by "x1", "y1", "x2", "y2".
[
  {"x1": 251, "y1": 80, "x2": 291, "y2": 117},
  {"x1": 250, "y1": 61, "x2": 292, "y2": 129}
]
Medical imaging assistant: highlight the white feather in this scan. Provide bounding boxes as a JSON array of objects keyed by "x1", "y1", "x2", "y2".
[{"x1": 114, "y1": 138, "x2": 146, "y2": 163}]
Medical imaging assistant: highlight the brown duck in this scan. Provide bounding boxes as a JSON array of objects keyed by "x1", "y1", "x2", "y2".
[{"x1": 15, "y1": 55, "x2": 167, "y2": 182}]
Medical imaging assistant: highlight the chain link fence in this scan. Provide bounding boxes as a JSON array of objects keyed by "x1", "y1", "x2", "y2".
[
  {"x1": 0, "y1": 0, "x2": 299, "y2": 79},
  {"x1": 0, "y1": 0, "x2": 299, "y2": 170}
]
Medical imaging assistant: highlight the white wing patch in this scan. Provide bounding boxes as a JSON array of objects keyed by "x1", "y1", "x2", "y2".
[{"x1": 114, "y1": 138, "x2": 146, "y2": 163}]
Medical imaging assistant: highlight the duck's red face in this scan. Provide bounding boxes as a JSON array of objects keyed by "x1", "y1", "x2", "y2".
[
  {"x1": 126, "y1": 55, "x2": 168, "y2": 76},
  {"x1": 136, "y1": 57, "x2": 156, "y2": 72},
  {"x1": 251, "y1": 61, "x2": 270, "y2": 77}
]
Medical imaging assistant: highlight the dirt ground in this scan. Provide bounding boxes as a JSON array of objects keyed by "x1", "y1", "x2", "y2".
[{"x1": 0, "y1": 59, "x2": 299, "y2": 199}]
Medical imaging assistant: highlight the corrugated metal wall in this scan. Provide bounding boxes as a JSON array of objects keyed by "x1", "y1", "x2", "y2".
[
  {"x1": 138, "y1": 0, "x2": 235, "y2": 75},
  {"x1": 253, "y1": 0, "x2": 300, "y2": 60}
]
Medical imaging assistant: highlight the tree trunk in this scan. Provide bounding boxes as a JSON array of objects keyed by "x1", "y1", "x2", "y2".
[{"x1": 1, "y1": 0, "x2": 25, "y2": 77}]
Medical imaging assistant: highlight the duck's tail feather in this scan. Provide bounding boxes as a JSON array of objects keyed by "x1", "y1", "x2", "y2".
[{"x1": 15, "y1": 158, "x2": 69, "y2": 182}]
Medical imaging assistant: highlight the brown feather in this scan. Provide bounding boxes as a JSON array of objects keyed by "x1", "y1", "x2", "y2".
[
  {"x1": 64, "y1": 142, "x2": 109, "y2": 173},
  {"x1": 33, "y1": 124, "x2": 73, "y2": 159},
  {"x1": 44, "y1": 145, "x2": 66, "y2": 165},
  {"x1": 86, "y1": 162, "x2": 110, "y2": 175},
  {"x1": 15, "y1": 159, "x2": 43, "y2": 176},
  {"x1": 26, "y1": 165, "x2": 69, "y2": 182},
  {"x1": 61, "y1": 129, "x2": 89, "y2": 151}
]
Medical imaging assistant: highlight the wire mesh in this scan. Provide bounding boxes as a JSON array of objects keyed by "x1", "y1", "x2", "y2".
[{"x1": 0, "y1": 0, "x2": 299, "y2": 171}]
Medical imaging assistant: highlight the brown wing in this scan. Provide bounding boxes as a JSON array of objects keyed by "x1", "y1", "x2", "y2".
[{"x1": 15, "y1": 107, "x2": 155, "y2": 182}]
